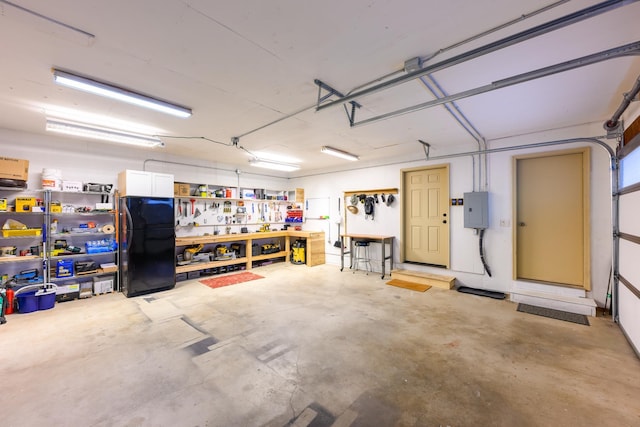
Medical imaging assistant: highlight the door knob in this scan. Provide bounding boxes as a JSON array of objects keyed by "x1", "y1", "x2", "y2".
[
  {"x1": 519, "y1": 222, "x2": 526, "y2": 226},
  {"x1": 443, "y1": 220, "x2": 447, "y2": 224}
]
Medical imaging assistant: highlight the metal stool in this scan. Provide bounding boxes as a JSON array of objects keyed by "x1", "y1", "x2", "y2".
[{"x1": 352, "y1": 240, "x2": 372, "y2": 274}]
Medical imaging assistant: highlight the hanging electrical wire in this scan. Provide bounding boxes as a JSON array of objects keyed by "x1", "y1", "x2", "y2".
[
  {"x1": 153, "y1": 134, "x2": 258, "y2": 158},
  {"x1": 479, "y1": 229, "x2": 492, "y2": 277}
]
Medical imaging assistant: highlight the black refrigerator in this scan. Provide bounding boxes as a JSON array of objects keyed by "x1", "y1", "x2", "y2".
[{"x1": 119, "y1": 197, "x2": 176, "y2": 297}]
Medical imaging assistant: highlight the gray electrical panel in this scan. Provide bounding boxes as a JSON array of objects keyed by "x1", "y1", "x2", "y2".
[{"x1": 463, "y1": 191, "x2": 489, "y2": 229}]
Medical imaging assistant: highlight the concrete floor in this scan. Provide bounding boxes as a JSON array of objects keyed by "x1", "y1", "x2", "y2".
[{"x1": 2, "y1": 262, "x2": 639, "y2": 427}]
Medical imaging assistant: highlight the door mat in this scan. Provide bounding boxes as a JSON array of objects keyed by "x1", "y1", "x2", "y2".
[
  {"x1": 517, "y1": 303, "x2": 590, "y2": 326},
  {"x1": 200, "y1": 272, "x2": 264, "y2": 289},
  {"x1": 457, "y1": 286, "x2": 506, "y2": 299},
  {"x1": 386, "y1": 279, "x2": 431, "y2": 292}
]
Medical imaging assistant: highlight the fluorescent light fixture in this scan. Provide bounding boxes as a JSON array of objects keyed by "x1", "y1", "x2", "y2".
[
  {"x1": 321, "y1": 146, "x2": 359, "y2": 161},
  {"x1": 249, "y1": 158, "x2": 300, "y2": 172},
  {"x1": 46, "y1": 119, "x2": 164, "y2": 148},
  {"x1": 44, "y1": 106, "x2": 165, "y2": 136},
  {"x1": 52, "y1": 69, "x2": 192, "y2": 118},
  {"x1": 247, "y1": 151, "x2": 301, "y2": 164}
]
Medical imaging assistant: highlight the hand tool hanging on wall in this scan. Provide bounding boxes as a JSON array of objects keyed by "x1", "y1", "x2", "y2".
[
  {"x1": 334, "y1": 198, "x2": 342, "y2": 248},
  {"x1": 190, "y1": 199, "x2": 196, "y2": 215},
  {"x1": 364, "y1": 196, "x2": 375, "y2": 220}
]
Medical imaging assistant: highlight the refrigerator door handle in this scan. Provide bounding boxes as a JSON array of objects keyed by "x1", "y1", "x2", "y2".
[{"x1": 124, "y1": 203, "x2": 134, "y2": 247}]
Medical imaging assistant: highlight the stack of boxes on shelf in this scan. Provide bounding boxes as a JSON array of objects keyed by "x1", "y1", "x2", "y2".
[
  {"x1": 0, "y1": 156, "x2": 29, "y2": 189},
  {"x1": 286, "y1": 187, "x2": 304, "y2": 228},
  {"x1": 1, "y1": 158, "x2": 44, "y2": 291}
]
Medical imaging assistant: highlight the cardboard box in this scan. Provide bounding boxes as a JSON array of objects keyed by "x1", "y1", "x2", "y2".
[
  {"x1": 93, "y1": 276, "x2": 113, "y2": 294},
  {"x1": 50, "y1": 202, "x2": 62, "y2": 213},
  {"x1": 79, "y1": 281, "x2": 93, "y2": 299},
  {"x1": 95, "y1": 202, "x2": 113, "y2": 210},
  {"x1": 174, "y1": 183, "x2": 190, "y2": 197},
  {"x1": 55, "y1": 283, "x2": 80, "y2": 302},
  {"x1": 100, "y1": 263, "x2": 118, "y2": 273},
  {"x1": 56, "y1": 283, "x2": 80, "y2": 294},
  {"x1": 0, "y1": 157, "x2": 29, "y2": 181}
]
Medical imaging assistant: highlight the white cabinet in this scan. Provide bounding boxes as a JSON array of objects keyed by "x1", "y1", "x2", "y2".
[
  {"x1": 152, "y1": 173, "x2": 174, "y2": 197},
  {"x1": 118, "y1": 170, "x2": 174, "y2": 197}
]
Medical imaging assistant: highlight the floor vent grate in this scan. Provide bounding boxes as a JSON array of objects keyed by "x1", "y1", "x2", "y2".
[{"x1": 517, "y1": 303, "x2": 590, "y2": 326}]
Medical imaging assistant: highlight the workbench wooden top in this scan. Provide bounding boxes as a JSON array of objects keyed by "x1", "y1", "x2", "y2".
[
  {"x1": 176, "y1": 230, "x2": 324, "y2": 246},
  {"x1": 340, "y1": 233, "x2": 394, "y2": 240}
]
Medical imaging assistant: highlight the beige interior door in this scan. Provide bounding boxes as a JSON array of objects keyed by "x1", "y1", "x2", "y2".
[
  {"x1": 514, "y1": 148, "x2": 590, "y2": 289},
  {"x1": 403, "y1": 165, "x2": 450, "y2": 268}
]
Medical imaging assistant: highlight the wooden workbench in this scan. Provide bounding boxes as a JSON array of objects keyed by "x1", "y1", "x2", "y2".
[{"x1": 176, "y1": 230, "x2": 325, "y2": 274}]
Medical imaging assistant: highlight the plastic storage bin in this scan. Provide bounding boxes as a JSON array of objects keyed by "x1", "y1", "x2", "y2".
[
  {"x1": 36, "y1": 288, "x2": 56, "y2": 310},
  {"x1": 16, "y1": 291, "x2": 38, "y2": 313}
]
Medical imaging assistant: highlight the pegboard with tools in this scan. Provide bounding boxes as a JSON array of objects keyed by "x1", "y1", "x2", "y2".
[{"x1": 174, "y1": 197, "x2": 292, "y2": 234}]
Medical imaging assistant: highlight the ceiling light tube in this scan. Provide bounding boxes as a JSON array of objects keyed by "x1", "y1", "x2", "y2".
[
  {"x1": 52, "y1": 69, "x2": 192, "y2": 118},
  {"x1": 46, "y1": 119, "x2": 164, "y2": 148},
  {"x1": 249, "y1": 158, "x2": 300, "y2": 172},
  {"x1": 321, "y1": 146, "x2": 359, "y2": 161}
]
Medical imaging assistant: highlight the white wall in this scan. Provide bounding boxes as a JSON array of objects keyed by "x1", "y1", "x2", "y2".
[{"x1": 293, "y1": 123, "x2": 615, "y2": 307}]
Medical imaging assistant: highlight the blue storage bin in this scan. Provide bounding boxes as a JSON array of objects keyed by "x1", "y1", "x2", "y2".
[
  {"x1": 17, "y1": 291, "x2": 38, "y2": 313},
  {"x1": 37, "y1": 289, "x2": 56, "y2": 310}
]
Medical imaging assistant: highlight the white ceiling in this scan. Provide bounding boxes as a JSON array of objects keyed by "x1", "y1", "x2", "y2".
[{"x1": 1, "y1": 0, "x2": 639, "y2": 175}]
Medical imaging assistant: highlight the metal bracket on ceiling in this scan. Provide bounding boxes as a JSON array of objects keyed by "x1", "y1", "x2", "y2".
[
  {"x1": 314, "y1": 79, "x2": 361, "y2": 126},
  {"x1": 418, "y1": 139, "x2": 431, "y2": 159},
  {"x1": 603, "y1": 119, "x2": 624, "y2": 140},
  {"x1": 231, "y1": 136, "x2": 239, "y2": 146}
]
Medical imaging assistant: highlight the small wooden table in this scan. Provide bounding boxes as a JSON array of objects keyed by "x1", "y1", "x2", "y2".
[{"x1": 340, "y1": 234, "x2": 394, "y2": 279}]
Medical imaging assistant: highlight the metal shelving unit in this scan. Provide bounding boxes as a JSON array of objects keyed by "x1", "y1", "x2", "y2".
[
  {"x1": 0, "y1": 189, "x2": 46, "y2": 287},
  {"x1": 45, "y1": 190, "x2": 118, "y2": 294}
]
